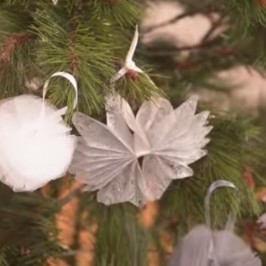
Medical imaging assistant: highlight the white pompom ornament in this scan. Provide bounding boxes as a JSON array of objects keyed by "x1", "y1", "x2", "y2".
[{"x1": 0, "y1": 72, "x2": 78, "y2": 192}]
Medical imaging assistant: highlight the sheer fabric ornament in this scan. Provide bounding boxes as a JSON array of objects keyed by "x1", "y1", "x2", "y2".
[
  {"x1": 70, "y1": 94, "x2": 212, "y2": 206},
  {"x1": 0, "y1": 72, "x2": 77, "y2": 192},
  {"x1": 169, "y1": 180, "x2": 262, "y2": 266},
  {"x1": 168, "y1": 225, "x2": 261, "y2": 266}
]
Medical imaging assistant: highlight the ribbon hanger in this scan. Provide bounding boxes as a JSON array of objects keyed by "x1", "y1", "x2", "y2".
[
  {"x1": 205, "y1": 180, "x2": 237, "y2": 229},
  {"x1": 109, "y1": 25, "x2": 156, "y2": 88},
  {"x1": 42, "y1": 72, "x2": 78, "y2": 116},
  {"x1": 110, "y1": 26, "x2": 143, "y2": 85},
  {"x1": 204, "y1": 180, "x2": 238, "y2": 265}
]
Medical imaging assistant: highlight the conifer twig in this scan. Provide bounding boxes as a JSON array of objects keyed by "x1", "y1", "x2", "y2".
[
  {"x1": 68, "y1": 0, "x2": 84, "y2": 75},
  {"x1": 58, "y1": 184, "x2": 87, "y2": 207},
  {"x1": 201, "y1": 14, "x2": 227, "y2": 43},
  {"x1": 144, "y1": 39, "x2": 219, "y2": 56},
  {"x1": 0, "y1": 32, "x2": 35, "y2": 64}
]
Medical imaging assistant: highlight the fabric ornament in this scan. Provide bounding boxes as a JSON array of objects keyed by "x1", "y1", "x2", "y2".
[
  {"x1": 168, "y1": 180, "x2": 262, "y2": 266},
  {"x1": 0, "y1": 72, "x2": 77, "y2": 192},
  {"x1": 70, "y1": 94, "x2": 211, "y2": 207},
  {"x1": 169, "y1": 225, "x2": 261, "y2": 266},
  {"x1": 70, "y1": 25, "x2": 211, "y2": 206}
]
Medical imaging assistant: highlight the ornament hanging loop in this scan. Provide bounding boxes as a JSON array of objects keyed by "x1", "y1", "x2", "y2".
[
  {"x1": 204, "y1": 180, "x2": 238, "y2": 230},
  {"x1": 109, "y1": 25, "x2": 157, "y2": 95},
  {"x1": 204, "y1": 180, "x2": 238, "y2": 264},
  {"x1": 42, "y1": 72, "x2": 78, "y2": 116},
  {"x1": 110, "y1": 25, "x2": 143, "y2": 85}
]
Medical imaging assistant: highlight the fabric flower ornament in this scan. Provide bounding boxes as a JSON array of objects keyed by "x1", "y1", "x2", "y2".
[
  {"x1": 0, "y1": 72, "x2": 77, "y2": 192},
  {"x1": 70, "y1": 94, "x2": 212, "y2": 206}
]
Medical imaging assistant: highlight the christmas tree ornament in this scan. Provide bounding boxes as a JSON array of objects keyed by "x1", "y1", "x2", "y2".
[
  {"x1": 71, "y1": 26, "x2": 211, "y2": 206},
  {"x1": 169, "y1": 180, "x2": 261, "y2": 266},
  {"x1": 169, "y1": 225, "x2": 262, "y2": 266},
  {"x1": 70, "y1": 94, "x2": 211, "y2": 206},
  {"x1": 0, "y1": 72, "x2": 77, "y2": 192}
]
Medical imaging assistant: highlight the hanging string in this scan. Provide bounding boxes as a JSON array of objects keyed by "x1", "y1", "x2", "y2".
[
  {"x1": 110, "y1": 26, "x2": 143, "y2": 85},
  {"x1": 204, "y1": 180, "x2": 238, "y2": 264},
  {"x1": 204, "y1": 180, "x2": 237, "y2": 229},
  {"x1": 109, "y1": 25, "x2": 157, "y2": 88},
  {"x1": 42, "y1": 72, "x2": 78, "y2": 116}
]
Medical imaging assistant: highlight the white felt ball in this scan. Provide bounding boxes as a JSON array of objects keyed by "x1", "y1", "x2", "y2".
[{"x1": 0, "y1": 95, "x2": 76, "y2": 192}]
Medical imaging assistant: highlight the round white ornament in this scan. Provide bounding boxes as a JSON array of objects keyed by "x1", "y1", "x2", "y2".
[{"x1": 0, "y1": 72, "x2": 78, "y2": 192}]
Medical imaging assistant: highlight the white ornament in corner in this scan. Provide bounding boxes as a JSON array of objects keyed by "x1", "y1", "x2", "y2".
[
  {"x1": 70, "y1": 95, "x2": 212, "y2": 207},
  {"x1": 169, "y1": 180, "x2": 261, "y2": 266},
  {"x1": 110, "y1": 26, "x2": 143, "y2": 84},
  {"x1": 168, "y1": 225, "x2": 261, "y2": 266},
  {"x1": 0, "y1": 72, "x2": 78, "y2": 192}
]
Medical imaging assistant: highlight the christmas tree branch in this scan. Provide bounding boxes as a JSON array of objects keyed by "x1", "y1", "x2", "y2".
[
  {"x1": 58, "y1": 184, "x2": 87, "y2": 207},
  {"x1": 0, "y1": 32, "x2": 35, "y2": 64},
  {"x1": 201, "y1": 14, "x2": 227, "y2": 43}
]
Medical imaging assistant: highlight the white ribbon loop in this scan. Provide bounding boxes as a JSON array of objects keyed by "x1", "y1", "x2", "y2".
[
  {"x1": 204, "y1": 180, "x2": 237, "y2": 264},
  {"x1": 204, "y1": 180, "x2": 237, "y2": 229},
  {"x1": 110, "y1": 26, "x2": 143, "y2": 85},
  {"x1": 42, "y1": 72, "x2": 78, "y2": 116},
  {"x1": 125, "y1": 25, "x2": 139, "y2": 66}
]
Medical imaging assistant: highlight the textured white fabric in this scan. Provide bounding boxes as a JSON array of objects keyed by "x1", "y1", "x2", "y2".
[
  {"x1": 0, "y1": 95, "x2": 76, "y2": 191},
  {"x1": 169, "y1": 225, "x2": 261, "y2": 266},
  {"x1": 0, "y1": 72, "x2": 78, "y2": 192}
]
